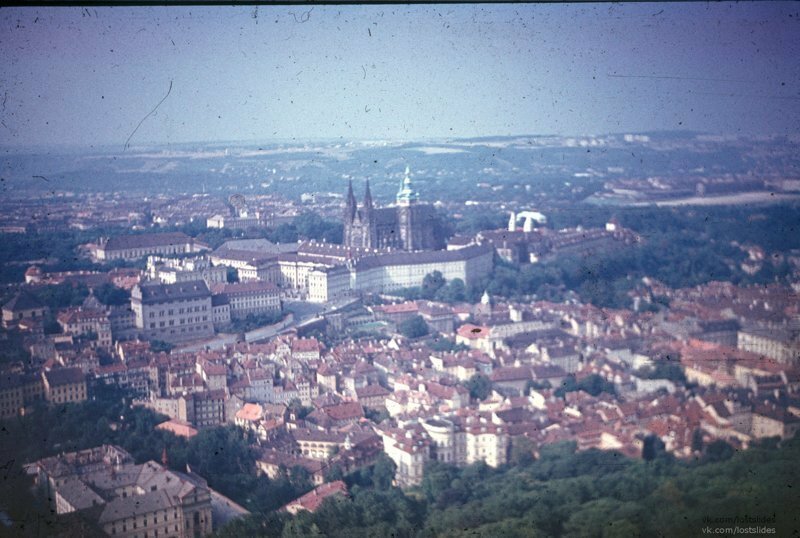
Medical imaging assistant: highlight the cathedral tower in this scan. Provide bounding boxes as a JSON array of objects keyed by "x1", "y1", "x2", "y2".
[
  {"x1": 342, "y1": 167, "x2": 440, "y2": 252},
  {"x1": 397, "y1": 166, "x2": 421, "y2": 251},
  {"x1": 343, "y1": 180, "x2": 358, "y2": 247},
  {"x1": 343, "y1": 180, "x2": 376, "y2": 249},
  {"x1": 363, "y1": 180, "x2": 377, "y2": 247}
]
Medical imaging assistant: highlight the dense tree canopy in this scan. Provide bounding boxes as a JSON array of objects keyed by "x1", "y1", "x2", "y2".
[
  {"x1": 228, "y1": 311, "x2": 285, "y2": 333},
  {"x1": 293, "y1": 212, "x2": 344, "y2": 244},
  {"x1": 93, "y1": 282, "x2": 131, "y2": 306},
  {"x1": 217, "y1": 435, "x2": 800, "y2": 537},
  {"x1": 636, "y1": 361, "x2": 686, "y2": 383},
  {"x1": 553, "y1": 374, "x2": 616, "y2": 398},
  {"x1": 30, "y1": 282, "x2": 90, "y2": 309},
  {"x1": 471, "y1": 204, "x2": 799, "y2": 309},
  {"x1": 398, "y1": 315, "x2": 429, "y2": 339},
  {"x1": 465, "y1": 373, "x2": 492, "y2": 401}
]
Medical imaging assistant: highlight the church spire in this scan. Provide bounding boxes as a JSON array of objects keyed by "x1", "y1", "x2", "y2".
[
  {"x1": 345, "y1": 180, "x2": 357, "y2": 221},
  {"x1": 363, "y1": 179, "x2": 373, "y2": 212}
]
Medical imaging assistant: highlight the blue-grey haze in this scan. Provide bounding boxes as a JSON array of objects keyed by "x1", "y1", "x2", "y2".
[{"x1": 1, "y1": 3, "x2": 798, "y2": 148}]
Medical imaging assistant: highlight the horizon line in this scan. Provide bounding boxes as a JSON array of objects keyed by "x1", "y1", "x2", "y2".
[{"x1": 4, "y1": 129, "x2": 792, "y2": 154}]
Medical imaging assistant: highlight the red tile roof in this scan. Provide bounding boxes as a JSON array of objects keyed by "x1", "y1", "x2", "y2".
[
  {"x1": 284, "y1": 480, "x2": 348, "y2": 513},
  {"x1": 457, "y1": 323, "x2": 490, "y2": 340},
  {"x1": 377, "y1": 302, "x2": 419, "y2": 314},
  {"x1": 490, "y1": 366, "x2": 532, "y2": 383},
  {"x1": 324, "y1": 401, "x2": 364, "y2": 422},
  {"x1": 156, "y1": 419, "x2": 198, "y2": 438},
  {"x1": 292, "y1": 338, "x2": 321, "y2": 353}
]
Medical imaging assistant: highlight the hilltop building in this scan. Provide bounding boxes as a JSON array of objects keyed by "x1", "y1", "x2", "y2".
[
  {"x1": 209, "y1": 240, "x2": 493, "y2": 304},
  {"x1": 42, "y1": 367, "x2": 88, "y2": 405},
  {"x1": 344, "y1": 167, "x2": 441, "y2": 252}
]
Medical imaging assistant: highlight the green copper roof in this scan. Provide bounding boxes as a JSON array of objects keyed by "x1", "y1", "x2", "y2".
[{"x1": 396, "y1": 165, "x2": 419, "y2": 204}]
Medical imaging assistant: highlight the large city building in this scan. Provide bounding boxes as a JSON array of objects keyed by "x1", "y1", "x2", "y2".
[
  {"x1": 206, "y1": 195, "x2": 287, "y2": 230},
  {"x1": 57, "y1": 307, "x2": 113, "y2": 349},
  {"x1": 0, "y1": 373, "x2": 44, "y2": 419},
  {"x1": 131, "y1": 281, "x2": 214, "y2": 343},
  {"x1": 0, "y1": 368, "x2": 89, "y2": 419},
  {"x1": 377, "y1": 413, "x2": 508, "y2": 487},
  {"x1": 30, "y1": 445, "x2": 215, "y2": 537},
  {"x1": 42, "y1": 367, "x2": 88, "y2": 405},
  {"x1": 738, "y1": 322, "x2": 800, "y2": 366},
  {"x1": 210, "y1": 281, "x2": 281, "y2": 320},
  {"x1": 209, "y1": 240, "x2": 493, "y2": 304},
  {"x1": 344, "y1": 167, "x2": 441, "y2": 252},
  {"x1": 206, "y1": 213, "x2": 262, "y2": 230},
  {"x1": 146, "y1": 255, "x2": 228, "y2": 286},
  {"x1": 94, "y1": 232, "x2": 209, "y2": 261},
  {"x1": 142, "y1": 389, "x2": 227, "y2": 429},
  {"x1": 350, "y1": 244, "x2": 494, "y2": 296}
]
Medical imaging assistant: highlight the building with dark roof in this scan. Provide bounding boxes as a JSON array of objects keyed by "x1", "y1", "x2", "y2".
[
  {"x1": 2, "y1": 291, "x2": 48, "y2": 328},
  {"x1": 210, "y1": 294, "x2": 231, "y2": 328},
  {"x1": 95, "y1": 232, "x2": 208, "y2": 261},
  {"x1": 131, "y1": 280, "x2": 214, "y2": 343},
  {"x1": 29, "y1": 445, "x2": 226, "y2": 537},
  {"x1": 42, "y1": 367, "x2": 87, "y2": 405},
  {"x1": 207, "y1": 227, "x2": 491, "y2": 303},
  {"x1": 738, "y1": 321, "x2": 800, "y2": 366},
  {"x1": 752, "y1": 402, "x2": 800, "y2": 439}
]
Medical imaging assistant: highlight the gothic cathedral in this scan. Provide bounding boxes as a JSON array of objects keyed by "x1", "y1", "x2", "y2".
[{"x1": 343, "y1": 166, "x2": 440, "y2": 251}]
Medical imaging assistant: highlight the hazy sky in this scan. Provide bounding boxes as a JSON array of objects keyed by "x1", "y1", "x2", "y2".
[{"x1": 1, "y1": 3, "x2": 798, "y2": 147}]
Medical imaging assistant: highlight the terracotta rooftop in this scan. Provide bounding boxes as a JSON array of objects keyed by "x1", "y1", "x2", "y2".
[
  {"x1": 457, "y1": 323, "x2": 490, "y2": 340},
  {"x1": 156, "y1": 419, "x2": 198, "y2": 438},
  {"x1": 235, "y1": 403, "x2": 264, "y2": 422},
  {"x1": 292, "y1": 338, "x2": 321, "y2": 353},
  {"x1": 376, "y1": 302, "x2": 419, "y2": 315},
  {"x1": 283, "y1": 480, "x2": 348, "y2": 513}
]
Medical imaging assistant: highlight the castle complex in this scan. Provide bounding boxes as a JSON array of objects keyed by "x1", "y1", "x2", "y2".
[{"x1": 343, "y1": 166, "x2": 441, "y2": 251}]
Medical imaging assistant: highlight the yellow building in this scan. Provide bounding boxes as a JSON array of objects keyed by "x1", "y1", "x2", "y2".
[
  {"x1": 0, "y1": 377, "x2": 25, "y2": 420},
  {"x1": 42, "y1": 367, "x2": 87, "y2": 405}
]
